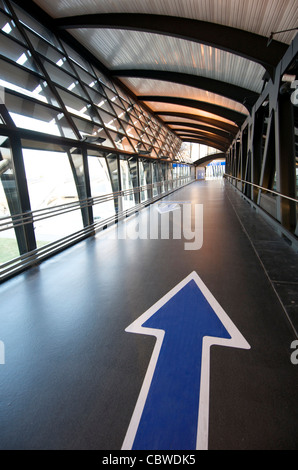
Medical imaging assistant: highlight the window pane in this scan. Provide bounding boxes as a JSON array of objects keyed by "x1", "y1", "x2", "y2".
[
  {"x1": 42, "y1": 60, "x2": 88, "y2": 100},
  {"x1": 128, "y1": 157, "x2": 139, "y2": 204},
  {"x1": 138, "y1": 129, "x2": 151, "y2": 145},
  {"x1": 106, "y1": 154, "x2": 119, "y2": 193},
  {"x1": 72, "y1": 117, "x2": 114, "y2": 148},
  {"x1": 28, "y1": 32, "x2": 74, "y2": 74},
  {"x1": 72, "y1": 63, "x2": 99, "y2": 90},
  {"x1": 95, "y1": 93, "x2": 116, "y2": 115},
  {"x1": 152, "y1": 162, "x2": 161, "y2": 196},
  {"x1": 93, "y1": 66, "x2": 115, "y2": 91},
  {"x1": 0, "y1": 58, "x2": 58, "y2": 106},
  {"x1": 120, "y1": 158, "x2": 134, "y2": 210},
  {"x1": 112, "y1": 103, "x2": 126, "y2": 119},
  {"x1": 13, "y1": 3, "x2": 62, "y2": 50},
  {"x1": 22, "y1": 147, "x2": 84, "y2": 246},
  {"x1": 0, "y1": 12, "x2": 25, "y2": 42},
  {"x1": 6, "y1": 92, "x2": 77, "y2": 138},
  {"x1": 139, "y1": 161, "x2": 148, "y2": 202},
  {"x1": 108, "y1": 130, "x2": 134, "y2": 152},
  {"x1": 62, "y1": 41, "x2": 94, "y2": 74},
  {"x1": 0, "y1": 33, "x2": 40, "y2": 73},
  {"x1": 0, "y1": 135, "x2": 21, "y2": 263},
  {"x1": 113, "y1": 83, "x2": 130, "y2": 103},
  {"x1": 104, "y1": 115, "x2": 125, "y2": 134},
  {"x1": 87, "y1": 154, "x2": 115, "y2": 221},
  {"x1": 56, "y1": 88, "x2": 94, "y2": 121},
  {"x1": 125, "y1": 125, "x2": 140, "y2": 141}
]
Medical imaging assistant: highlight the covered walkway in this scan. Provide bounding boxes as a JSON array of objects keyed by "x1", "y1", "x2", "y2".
[
  {"x1": 0, "y1": 0, "x2": 298, "y2": 452},
  {"x1": 0, "y1": 180, "x2": 297, "y2": 450}
]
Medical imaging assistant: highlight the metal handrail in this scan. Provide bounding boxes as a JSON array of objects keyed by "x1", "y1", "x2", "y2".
[
  {"x1": 0, "y1": 176, "x2": 191, "y2": 232},
  {"x1": 0, "y1": 176, "x2": 195, "y2": 280},
  {"x1": 225, "y1": 174, "x2": 298, "y2": 204}
]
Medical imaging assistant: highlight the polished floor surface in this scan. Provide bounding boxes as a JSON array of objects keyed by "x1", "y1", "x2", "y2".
[{"x1": 0, "y1": 180, "x2": 297, "y2": 450}]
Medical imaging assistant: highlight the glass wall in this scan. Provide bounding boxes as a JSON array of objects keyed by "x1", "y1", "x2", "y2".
[
  {"x1": 0, "y1": 135, "x2": 20, "y2": 263},
  {"x1": 0, "y1": 1, "x2": 184, "y2": 156},
  {"x1": 0, "y1": 0, "x2": 193, "y2": 279},
  {"x1": 87, "y1": 152, "x2": 115, "y2": 222},
  {"x1": 173, "y1": 163, "x2": 179, "y2": 188},
  {"x1": 120, "y1": 157, "x2": 134, "y2": 210},
  {"x1": 152, "y1": 162, "x2": 160, "y2": 197},
  {"x1": 127, "y1": 157, "x2": 139, "y2": 204},
  {"x1": 139, "y1": 160, "x2": 152, "y2": 202},
  {"x1": 22, "y1": 146, "x2": 84, "y2": 246}
]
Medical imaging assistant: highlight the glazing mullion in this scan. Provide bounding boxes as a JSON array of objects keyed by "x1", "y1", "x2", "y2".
[
  {"x1": 58, "y1": 39, "x2": 103, "y2": 120},
  {"x1": 9, "y1": 2, "x2": 182, "y2": 163},
  {"x1": 87, "y1": 78, "x2": 133, "y2": 150},
  {"x1": 103, "y1": 91, "x2": 136, "y2": 151},
  {"x1": 133, "y1": 116, "x2": 153, "y2": 147},
  {"x1": 82, "y1": 146, "x2": 94, "y2": 227},
  {"x1": 10, "y1": 135, "x2": 37, "y2": 254},
  {"x1": 6, "y1": 1, "x2": 81, "y2": 140},
  {"x1": 0, "y1": 10, "x2": 26, "y2": 43}
]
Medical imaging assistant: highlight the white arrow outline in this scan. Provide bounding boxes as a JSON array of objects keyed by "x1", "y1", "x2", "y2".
[{"x1": 122, "y1": 271, "x2": 250, "y2": 450}]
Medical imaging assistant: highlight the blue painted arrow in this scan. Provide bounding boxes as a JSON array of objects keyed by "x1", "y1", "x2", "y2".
[{"x1": 122, "y1": 272, "x2": 250, "y2": 450}]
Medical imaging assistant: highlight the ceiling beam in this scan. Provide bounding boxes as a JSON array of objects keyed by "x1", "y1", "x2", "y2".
[
  {"x1": 157, "y1": 112, "x2": 239, "y2": 134},
  {"x1": 182, "y1": 137, "x2": 227, "y2": 152},
  {"x1": 55, "y1": 13, "x2": 287, "y2": 78},
  {"x1": 194, "y1": 153, "x2": 226, "y2": 166},
  {"x1": 177, "y1": 131, "x2": 230, "y2": 147},
  {"x1": 113, "y1": 69, "x2": 258, "y2": 111},
  {"x1": 138, "y1": 96, "x2": 247, "y2": 126},
  {"x1": 168, "y1": 122, "x2": 233, "y2": 140}
]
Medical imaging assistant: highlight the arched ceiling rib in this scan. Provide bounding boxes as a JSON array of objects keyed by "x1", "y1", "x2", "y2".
[
  {"x1": 176, "y1": 130, "x2": 231, "y2": 146},
  {"x1": 194, "y1": 153, "x2": 226, "y2": 167},
  {"x1": 157, "y1": 113, "x2": 239, "y2": 134},
  {"x1": 140, "y1": 96, "x2": 247, "y2": 127},
  {"x1": 34, "y1": 0, "x2": 298, "y2": 46},
  {"x1": 68, "y1": 29, "x2": 267, "y2": 93},
  {"x1": 55, "y1": 13, "x2": 287, "y2": 76},
  {"x1": 168, "y1": 123, "x2": 233, "y2": 140},
  {"x1": 182, "y1": 137, "x2": 227, "y2": 153},
  {"x1": 111, "y1": 70, "x2": 259, "y2": 111},
  {"x1": 29, "y1": 1, "x2": 298, "y2": 153}
]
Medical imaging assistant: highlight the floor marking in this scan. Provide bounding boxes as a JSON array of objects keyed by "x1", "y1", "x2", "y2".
[{"x1": 122, "y1": 271, "x2": 250, "y2": 450}]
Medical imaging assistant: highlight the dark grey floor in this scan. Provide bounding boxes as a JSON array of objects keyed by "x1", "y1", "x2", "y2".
[
  {"x1": 226, "y1": 184, "x2": 298, "y2": 336},
  {"x1": 0, "y1": 180, "x2": 297, "y2": 450}
]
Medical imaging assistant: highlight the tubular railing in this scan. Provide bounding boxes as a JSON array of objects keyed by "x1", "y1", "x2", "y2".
[
  {"x1": 224, "y1": 174, "x2": 298, "y2": 245},
  {"x1": 225, "y1": 174, "x2": 298, "y2": 204},
  {"x1": 0, "y1": 176, "x2": 194, "y2": 281}
]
